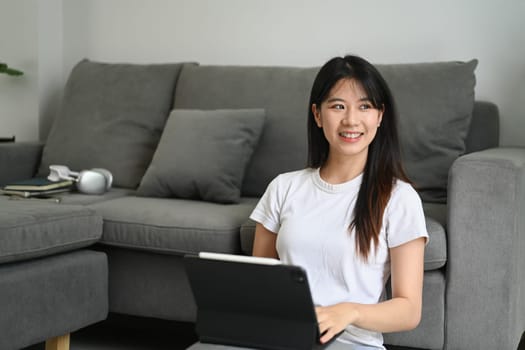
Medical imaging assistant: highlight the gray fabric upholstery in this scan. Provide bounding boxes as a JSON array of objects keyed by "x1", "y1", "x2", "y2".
[
  {"x1": 240, "y1": 216, "x2": 447, "y2": 271},
  {"x1": 137, "y1": 109, "x2": 266, "y2": 203},
  {"x1": 421, "y1": 217, "x2": 447, "y2": 270},
  {"x1": 422, "y1": 202, "x2": 447, "y2": 228},
  {"x1": 377, "y1": 60, "x2": 478, "y2": 203},
  {"x1": 173, "y1": 65, "x2": 318, "y2": 197},
  {"x1": 0, "y1": 142, "x2": 43, "y2": 186},
  {"x1": 465, "y1": 101, "x2": 500, "y2": 153},
  {"x1": 38, "y1": 59, "x2": 192, "y2": 188},
  {"x1": 95, "y1": 245, "x2": 197, "y2": 322},
  {"x1": 0, "y1": 250, "x2": 108, "y2": 350},
  {"x1": 90, "y1": 196, "x2": 259, "y2": 255},
  {"x1": 0, "y1": 197, "x2": 102, "y2": 263},
  {"x1": 447, "y1": 147, "x2": 525, "y2": 350}
]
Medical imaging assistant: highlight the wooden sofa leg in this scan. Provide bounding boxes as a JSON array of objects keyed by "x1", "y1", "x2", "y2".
[{"x1": 45, "y1": 334, "x2": 70, "y2": 350}]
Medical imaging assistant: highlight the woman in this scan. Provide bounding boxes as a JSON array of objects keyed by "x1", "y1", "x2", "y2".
[{"x1": 251, "y1": 55, "x2": 428, "y2": 349}]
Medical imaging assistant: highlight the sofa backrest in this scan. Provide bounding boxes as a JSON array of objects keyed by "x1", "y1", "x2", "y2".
[
  {"x1": 38, "y1": 59, "x2": 192, "y2": 189},
  {"x1": 466, "y1": 101, "x2": 499, "y2": 153},
  {"x1": 40, "y1": 59, "x2": 496, "y2": 203},
  {"x1": 174, "y1": 60, "x2": 484, "y2": 203}
]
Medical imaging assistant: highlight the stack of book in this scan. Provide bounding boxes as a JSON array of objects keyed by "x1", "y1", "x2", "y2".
[{"x1": 0, "y1": 178, "x2": 74, "y2": 198}]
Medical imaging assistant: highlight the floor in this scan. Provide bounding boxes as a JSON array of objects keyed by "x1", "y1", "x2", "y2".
[{"x1": 24, "y1": 313, "x2": 419, "y2": 350}]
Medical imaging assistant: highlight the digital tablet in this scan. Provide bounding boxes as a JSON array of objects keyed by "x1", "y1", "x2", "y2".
[{"x1": 184, "y1": 252, "x2": 335, "y2": 350}]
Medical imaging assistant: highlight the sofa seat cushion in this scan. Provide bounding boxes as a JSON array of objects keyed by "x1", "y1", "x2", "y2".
[
  {"x1": 240, "y1": 214, "x2": 447, "y2": 271},
  {"x1": 0, "y1": 196, "x2": 103, "y2": 264},
  {"x1": 89, "y1": 196, "x2": 260, "y2": 254}
]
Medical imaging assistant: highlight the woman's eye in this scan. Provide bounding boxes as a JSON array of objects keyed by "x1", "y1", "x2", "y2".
[
  {"x1": 360, "y1": 104, "x2": 372, "y2": 110},
  {"x1": 331, "y1": 104, "x2": 345, "y2": 110}
]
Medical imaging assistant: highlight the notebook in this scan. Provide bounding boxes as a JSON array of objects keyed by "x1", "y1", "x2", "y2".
[
  {"x1": 184, "y1": 252, "x2": 337, "y2": 350},
  {"x1": 1, "y1": 177, "x2": 73, "y2": 198}
]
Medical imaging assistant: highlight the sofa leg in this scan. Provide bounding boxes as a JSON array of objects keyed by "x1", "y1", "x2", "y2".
[{"x1": 45, "y1": 334, "x2": 70, "y2": 350}]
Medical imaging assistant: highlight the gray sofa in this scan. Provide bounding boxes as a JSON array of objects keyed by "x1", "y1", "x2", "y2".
[
  {"x1": 0, "y1": 161, "x2": 108, "y2": 349},
  {"x1": 1, "y1": 58, "x2": 524, "y2": 350}
]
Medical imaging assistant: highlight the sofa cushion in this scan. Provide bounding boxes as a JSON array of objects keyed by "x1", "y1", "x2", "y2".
[
  {"x1": 423, "y1": 216, "x2": 447, "y2": 270},
  {"x1": 173, "y1": 65, "x2": 319, "y2": 197},
  {"x1": 377, "y1": 60, "x2": 478, "y2": 203},
  {"x1": 89, "y1": 196, "x2": 260, "y2": 254},
  {"x1": 38, "y1": 59, "x2": 192, "y2": 189},
  {"x1": 174, "y1": 61, "x2": 477, "y2": 203},
  {"x1": 239, "y1": 215, "x2": 447, "y2": 270},
  {"x1": 0, "y1": 196, "x2": 103, "y2": 263},
  {"x1": 137, "y1": 109, "x2": 265, "y2": 204}
]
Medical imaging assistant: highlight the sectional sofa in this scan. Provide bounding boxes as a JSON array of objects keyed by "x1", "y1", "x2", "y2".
[{"x1": 1, "y1": 58, "x2": 524, "y2": 350}]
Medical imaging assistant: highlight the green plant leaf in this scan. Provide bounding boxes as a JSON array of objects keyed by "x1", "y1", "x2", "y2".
[{"x1": 0, "y1": 63, "x2": 24, "y2": 76}]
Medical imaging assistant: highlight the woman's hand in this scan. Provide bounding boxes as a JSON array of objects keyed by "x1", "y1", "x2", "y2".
[{"x1": 315, "y1": 303, "x2": 358, "y2": 344}]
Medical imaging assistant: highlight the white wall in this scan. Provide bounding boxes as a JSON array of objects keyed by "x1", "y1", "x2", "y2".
[
  {"x1": 0, "y1": 0, "x2": 38, "y2": 142},
  {"x1": 37, "y1": 0, "x2": 63, "y2": 141},
  {"x1": 2, "y1": 0, "x2": 525, "y2": 146},
  {"x1": 0, "y1": 0, "x2": 62, "y2": 142}
]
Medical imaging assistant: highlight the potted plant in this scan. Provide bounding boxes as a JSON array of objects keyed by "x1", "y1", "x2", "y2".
[{"x1": 0, "y1": 62, "x2": 23, "y2": 76}]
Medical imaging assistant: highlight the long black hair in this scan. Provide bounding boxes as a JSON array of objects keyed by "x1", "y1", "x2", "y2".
[{"x1": 307, "y1": 55, "x2": 409, "y2": 260}]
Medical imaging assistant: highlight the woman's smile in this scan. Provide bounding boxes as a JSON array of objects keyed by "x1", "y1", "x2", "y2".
[{"x1": 338, "y1": 131, "x2": 364, "y2": 143}]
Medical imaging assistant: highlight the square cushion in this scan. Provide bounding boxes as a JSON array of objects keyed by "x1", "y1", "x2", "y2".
[
  {"x1": 38, "y1": 59, "x2": 191, "y2": 188},
  {"x1": 0, "y1": 196, "x2": 102, "y2": 263},
  {"x1": 137, "y1": 109, "x2": 265, "y2": 204},
  {"x1": 378, "y1": 60, "x2": 478, "y2": 203}
]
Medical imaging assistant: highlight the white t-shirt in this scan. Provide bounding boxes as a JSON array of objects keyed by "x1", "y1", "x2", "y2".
[{"x1": 249, "y1": 168, "x2": 428, "y2": 349}]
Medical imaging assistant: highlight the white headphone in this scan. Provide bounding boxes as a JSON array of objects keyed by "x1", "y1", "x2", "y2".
[{"x1": 48, "y1": 165, "x2": 113, "y2": 194}]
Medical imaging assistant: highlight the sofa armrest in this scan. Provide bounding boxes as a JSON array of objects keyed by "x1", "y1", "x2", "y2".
[
  {"x1": 447, "y1": 147, "x2": 525, "y2": 350},
  {"x1": 0, "y1": 142, "x2": 43, "y2": 186}
]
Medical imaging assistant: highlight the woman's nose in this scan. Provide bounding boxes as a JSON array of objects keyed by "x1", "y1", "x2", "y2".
[{"x1": 341, "y1": 109, "x2": 358, "y2": 126}]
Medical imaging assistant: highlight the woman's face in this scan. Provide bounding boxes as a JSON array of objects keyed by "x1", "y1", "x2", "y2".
[{"x1": 312, "y1": 78, "x2": 383, "y2": 165}]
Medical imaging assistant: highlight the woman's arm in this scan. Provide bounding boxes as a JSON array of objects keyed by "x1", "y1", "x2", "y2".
[
  {"x1": 316, "y1": 237, "x2": 426, "y2": 344},
  {"x1": 252, "y1": 223, "x2": 278, "y2": 259}
]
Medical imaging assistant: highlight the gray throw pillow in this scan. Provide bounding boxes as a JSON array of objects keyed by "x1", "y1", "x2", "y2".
[
  {"x1": 378, "y1": 60, "x2": 478, "y2": 203},
  {"x1": 38, "y1": 59, "x2": 190, "y2": 188},
  {"x1": 137, "y1": 109, "x2": 266, "y2": 204}
]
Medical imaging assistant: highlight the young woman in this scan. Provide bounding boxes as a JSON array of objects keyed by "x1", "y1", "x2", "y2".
[{"x1": 251, "y1": 55, "x2": 428, "y2": 349}]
